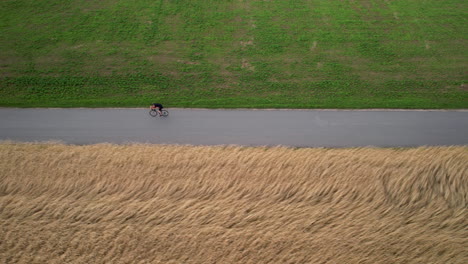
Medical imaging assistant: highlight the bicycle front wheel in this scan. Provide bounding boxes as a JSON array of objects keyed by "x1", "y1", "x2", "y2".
[
  {"x1": 161, "y1": 110, "x2": 169, "y2": 117},
  {"x1": 149, "y1": 110, "x2": 158, "y2": 117}
]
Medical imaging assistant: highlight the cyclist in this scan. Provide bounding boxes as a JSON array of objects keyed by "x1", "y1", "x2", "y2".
[{"x1": 151, "y1": 103, "x2": 164, "y2": 115}]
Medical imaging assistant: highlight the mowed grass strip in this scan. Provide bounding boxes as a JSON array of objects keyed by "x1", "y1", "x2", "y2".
[
  {"x1": 0, "y1": 142, "x2": 467, "y2": 263},
  {"x1": 0, "y1": 0, "x2": 467, "y2": 108}
]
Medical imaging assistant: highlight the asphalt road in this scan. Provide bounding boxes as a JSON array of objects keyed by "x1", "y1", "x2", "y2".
[{"x1": 0, "y1": 108, "x2": 467, "y2": 147}]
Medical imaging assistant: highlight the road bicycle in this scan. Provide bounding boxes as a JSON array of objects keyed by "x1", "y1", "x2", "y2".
[{"x1": 149, "y1": 108, "x2": 169, "y2": 117}]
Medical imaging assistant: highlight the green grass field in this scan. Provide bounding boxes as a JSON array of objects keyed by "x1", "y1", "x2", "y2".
[{"x1": 1, "y1": 0, "x2": 466, "y2": 108}]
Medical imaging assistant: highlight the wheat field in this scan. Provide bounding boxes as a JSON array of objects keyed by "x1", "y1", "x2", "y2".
[{"x1": 0, "y1": 142, "x2": 466, "y2": 264}]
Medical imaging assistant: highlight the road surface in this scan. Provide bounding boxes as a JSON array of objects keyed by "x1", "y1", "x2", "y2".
[{"x1": 0, "y1": 108, "x2": 467, "y2": 147}]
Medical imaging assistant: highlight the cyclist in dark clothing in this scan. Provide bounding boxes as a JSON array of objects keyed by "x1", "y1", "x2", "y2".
[{"x1": 151, "y1": 103, "x2": 164, "y2": 115}]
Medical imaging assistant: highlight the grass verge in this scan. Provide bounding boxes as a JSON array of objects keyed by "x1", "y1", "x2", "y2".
[{"x1": 1, "y1": 0, "x2": 467, "y2": 108}]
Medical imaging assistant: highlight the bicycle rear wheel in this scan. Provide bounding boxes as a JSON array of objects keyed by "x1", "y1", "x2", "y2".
[{"x1": 149, "y1": 109, "x2": 158, "y2": 117}]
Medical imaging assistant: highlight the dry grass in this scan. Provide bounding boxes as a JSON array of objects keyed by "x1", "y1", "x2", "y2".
[{"x1": 0, "y1": 142, "x2": 467, "y2": 264}]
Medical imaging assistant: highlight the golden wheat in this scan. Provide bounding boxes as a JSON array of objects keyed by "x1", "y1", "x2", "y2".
[{"x1": 0, "y1": 142, "x2": 467, "y2": 264}]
